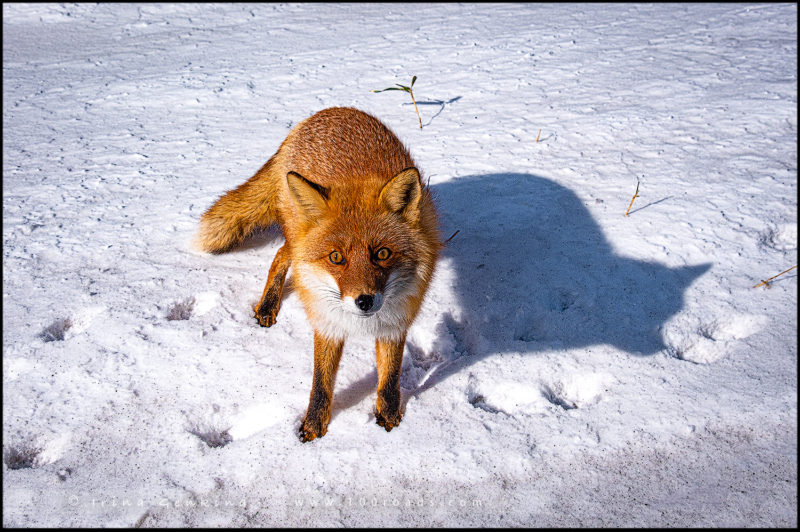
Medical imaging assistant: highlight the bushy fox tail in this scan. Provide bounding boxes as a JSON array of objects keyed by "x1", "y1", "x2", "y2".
[{"x1": 194, "y1": 157, "x2": 281, "y2": 253}]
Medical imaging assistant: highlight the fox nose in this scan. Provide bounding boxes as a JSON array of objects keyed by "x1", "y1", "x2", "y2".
[{"x1": 355, "y1": 294, "x2": 374, "y2": 312}]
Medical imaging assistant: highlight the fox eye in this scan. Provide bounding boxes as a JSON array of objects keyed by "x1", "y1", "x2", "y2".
[
  {"x1": 329, "y1": 251, "x2": 345, "y2": 264},
  {"x1": 375, "y1": 247, "x2": 392, "y2": 261}
]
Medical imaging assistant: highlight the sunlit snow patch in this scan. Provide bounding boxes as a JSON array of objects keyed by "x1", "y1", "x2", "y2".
[{"x1": 228, "y1": 401, "x2": 287, "y2": 440}]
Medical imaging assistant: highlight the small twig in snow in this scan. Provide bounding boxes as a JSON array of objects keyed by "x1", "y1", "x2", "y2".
[
  {"x1": 753, "y1": 265, "x2": 797, "y2": 288},
  {"x1": 624, "y1": 180, "x2": 640, "y2": 217}
]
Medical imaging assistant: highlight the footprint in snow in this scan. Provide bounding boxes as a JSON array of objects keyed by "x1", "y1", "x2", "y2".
[
  {"x1": 465, "y1": 374, "x2": 545, "y2": 415},
  {"x1": 39, "y1": 318, "x2": 72, "y2": 342},
  {"x1": 186, "y1": 416, "x2": 233, "y2": 448},
  {"x1": 758, "y1": 223, "x2": 797, "y2": 252},
  {"x1": 3, "y1": 433, "x2": 70, "y2": 470},
  {"x1": 466, "y1": 373, "x2": 612, "y2": 414},
  {"x1": 188, "y1": 425, "x2": 233, "y2": 448},
  {"x1": 166, "y1": 297, "x2": 195, "y2": 321},
  {"x1": 166, "y1": 292, "x2": 218, "y2": 321},
  {"x1": 185, "y1": 399, "x2": 285, "y2": 448},
  {"x1": 540, "y1": 373, "x2": 612, "y2": 410},
  {"x1": 3, "y1": 444, "x2": 42, "y2": 470},
  {"x1": 38, "y1": 306, "x2": 105, "y2": 342},
  {"x1": 185, "y1": 404, "x2": 233, "y2": 448},
  {"x1": 665, "y1": 313, "x2": 768, "y2": 364}
]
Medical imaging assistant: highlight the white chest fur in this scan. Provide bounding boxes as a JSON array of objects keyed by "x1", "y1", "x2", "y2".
[{"x1": 294, "y1": 263, "x2": 419, "y2": 341}]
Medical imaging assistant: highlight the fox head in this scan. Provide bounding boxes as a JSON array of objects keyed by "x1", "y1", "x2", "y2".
[{"x1": 287, "y1": 167, "x2": 439, "y2": 340}]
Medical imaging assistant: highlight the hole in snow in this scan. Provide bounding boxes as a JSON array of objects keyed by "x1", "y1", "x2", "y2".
[
  {"x1": 39, "y1": 318, "x2": 72, "y2": 342},
  {"x1": 188, "y1": 427, "x2": 232, "y2": 448},
  {"x1": 3, "y1": 444, "x2": 42, "y2": 470},
  {"x1": 541, "y1": 384, "x2": 578, "y2": 410},
  {"x1": 167, "y1": 297, "x2": 195, "y2": 321}
]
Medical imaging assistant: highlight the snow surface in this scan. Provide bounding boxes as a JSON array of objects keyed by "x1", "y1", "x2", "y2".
[{"x1": 2, "y1": 2, "x2": 797, "y2": 527}]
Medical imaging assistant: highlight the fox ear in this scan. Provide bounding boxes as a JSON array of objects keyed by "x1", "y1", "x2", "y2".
[
  {"x1": 379, "y1": 167, "x2": 422, "y2": 221},
  {"x1": 286, "y1": 171, "x2": 329, "y2": 223}
]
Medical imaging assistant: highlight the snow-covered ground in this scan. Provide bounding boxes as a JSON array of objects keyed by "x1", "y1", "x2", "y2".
[{"x1": 3, "y1": 3, "x2": 797, "y2": 527}]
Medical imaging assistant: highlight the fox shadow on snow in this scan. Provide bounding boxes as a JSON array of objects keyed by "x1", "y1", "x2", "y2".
[{"x1": 331, "y1": 173, "x2": 711, "y2": 412}]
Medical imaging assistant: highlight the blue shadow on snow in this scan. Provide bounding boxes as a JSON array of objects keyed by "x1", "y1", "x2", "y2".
[{"x1": 390, "y1": 173, "x2": 709, "y2": 402}]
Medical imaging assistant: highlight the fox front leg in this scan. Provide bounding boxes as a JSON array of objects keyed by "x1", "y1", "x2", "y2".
[
  {"x1": 299, "y1": 332, "x2": 344, "y2": 442},
  {"x1": 254, "y1": 244, "x2": 291, "y2": 327},
  {"x1": 375, "y1": 335, "x2": 406, "y2": 431}
]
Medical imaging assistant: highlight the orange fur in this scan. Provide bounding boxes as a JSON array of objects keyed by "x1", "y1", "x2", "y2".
[{"x1": 196, "y1": 107, "x2": 441, "y2": 441}]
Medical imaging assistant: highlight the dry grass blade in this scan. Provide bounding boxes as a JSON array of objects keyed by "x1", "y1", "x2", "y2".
[
  {"x1": 624, "y1": 180, "x2": 640, "y2": 217},
  {"x1": 372, "y1": 76, "x2": 423, "y2": 128},
  {"x1": 753, "y1": 264, "x2": 797, "y2": 288}
]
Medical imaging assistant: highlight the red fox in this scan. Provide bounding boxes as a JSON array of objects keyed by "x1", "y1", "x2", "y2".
[{"x1": 196, "y1": 107, "x2": 441, "y2": 441}]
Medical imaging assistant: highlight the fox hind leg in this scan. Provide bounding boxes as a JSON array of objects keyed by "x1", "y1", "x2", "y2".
[{"x1": 254, "y1": 243, "x2": 291, "y2": 327}]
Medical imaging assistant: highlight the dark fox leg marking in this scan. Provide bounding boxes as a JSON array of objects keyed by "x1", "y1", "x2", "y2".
[
  {"x1": 375, "y1": 335, "x2": 406, "y2": 431},
  {"x1": 254, "y1": 244, "x2": 291, "y2": 327},
  {"x1": 300, "y1": 332, "x2": 344, "y2": 442}
]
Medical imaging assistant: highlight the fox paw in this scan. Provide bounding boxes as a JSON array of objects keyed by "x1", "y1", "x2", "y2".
[
  {"x1": 254, "y1": 288, "x2": 282, "y2": 328},
  {"x1": 375, "y1": 409, "x2": 402, "y2": 432},
  {"x1": 254, "y1": 307, "x2": 278, "y2": 328},
  {"x1": 298, "y1": 416, "x2": 328, "y2": 443}
]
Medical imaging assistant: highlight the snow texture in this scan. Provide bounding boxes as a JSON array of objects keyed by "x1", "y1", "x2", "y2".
[{"x1": 3, "y1": 3, "x2": 797, "y2": 527}]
